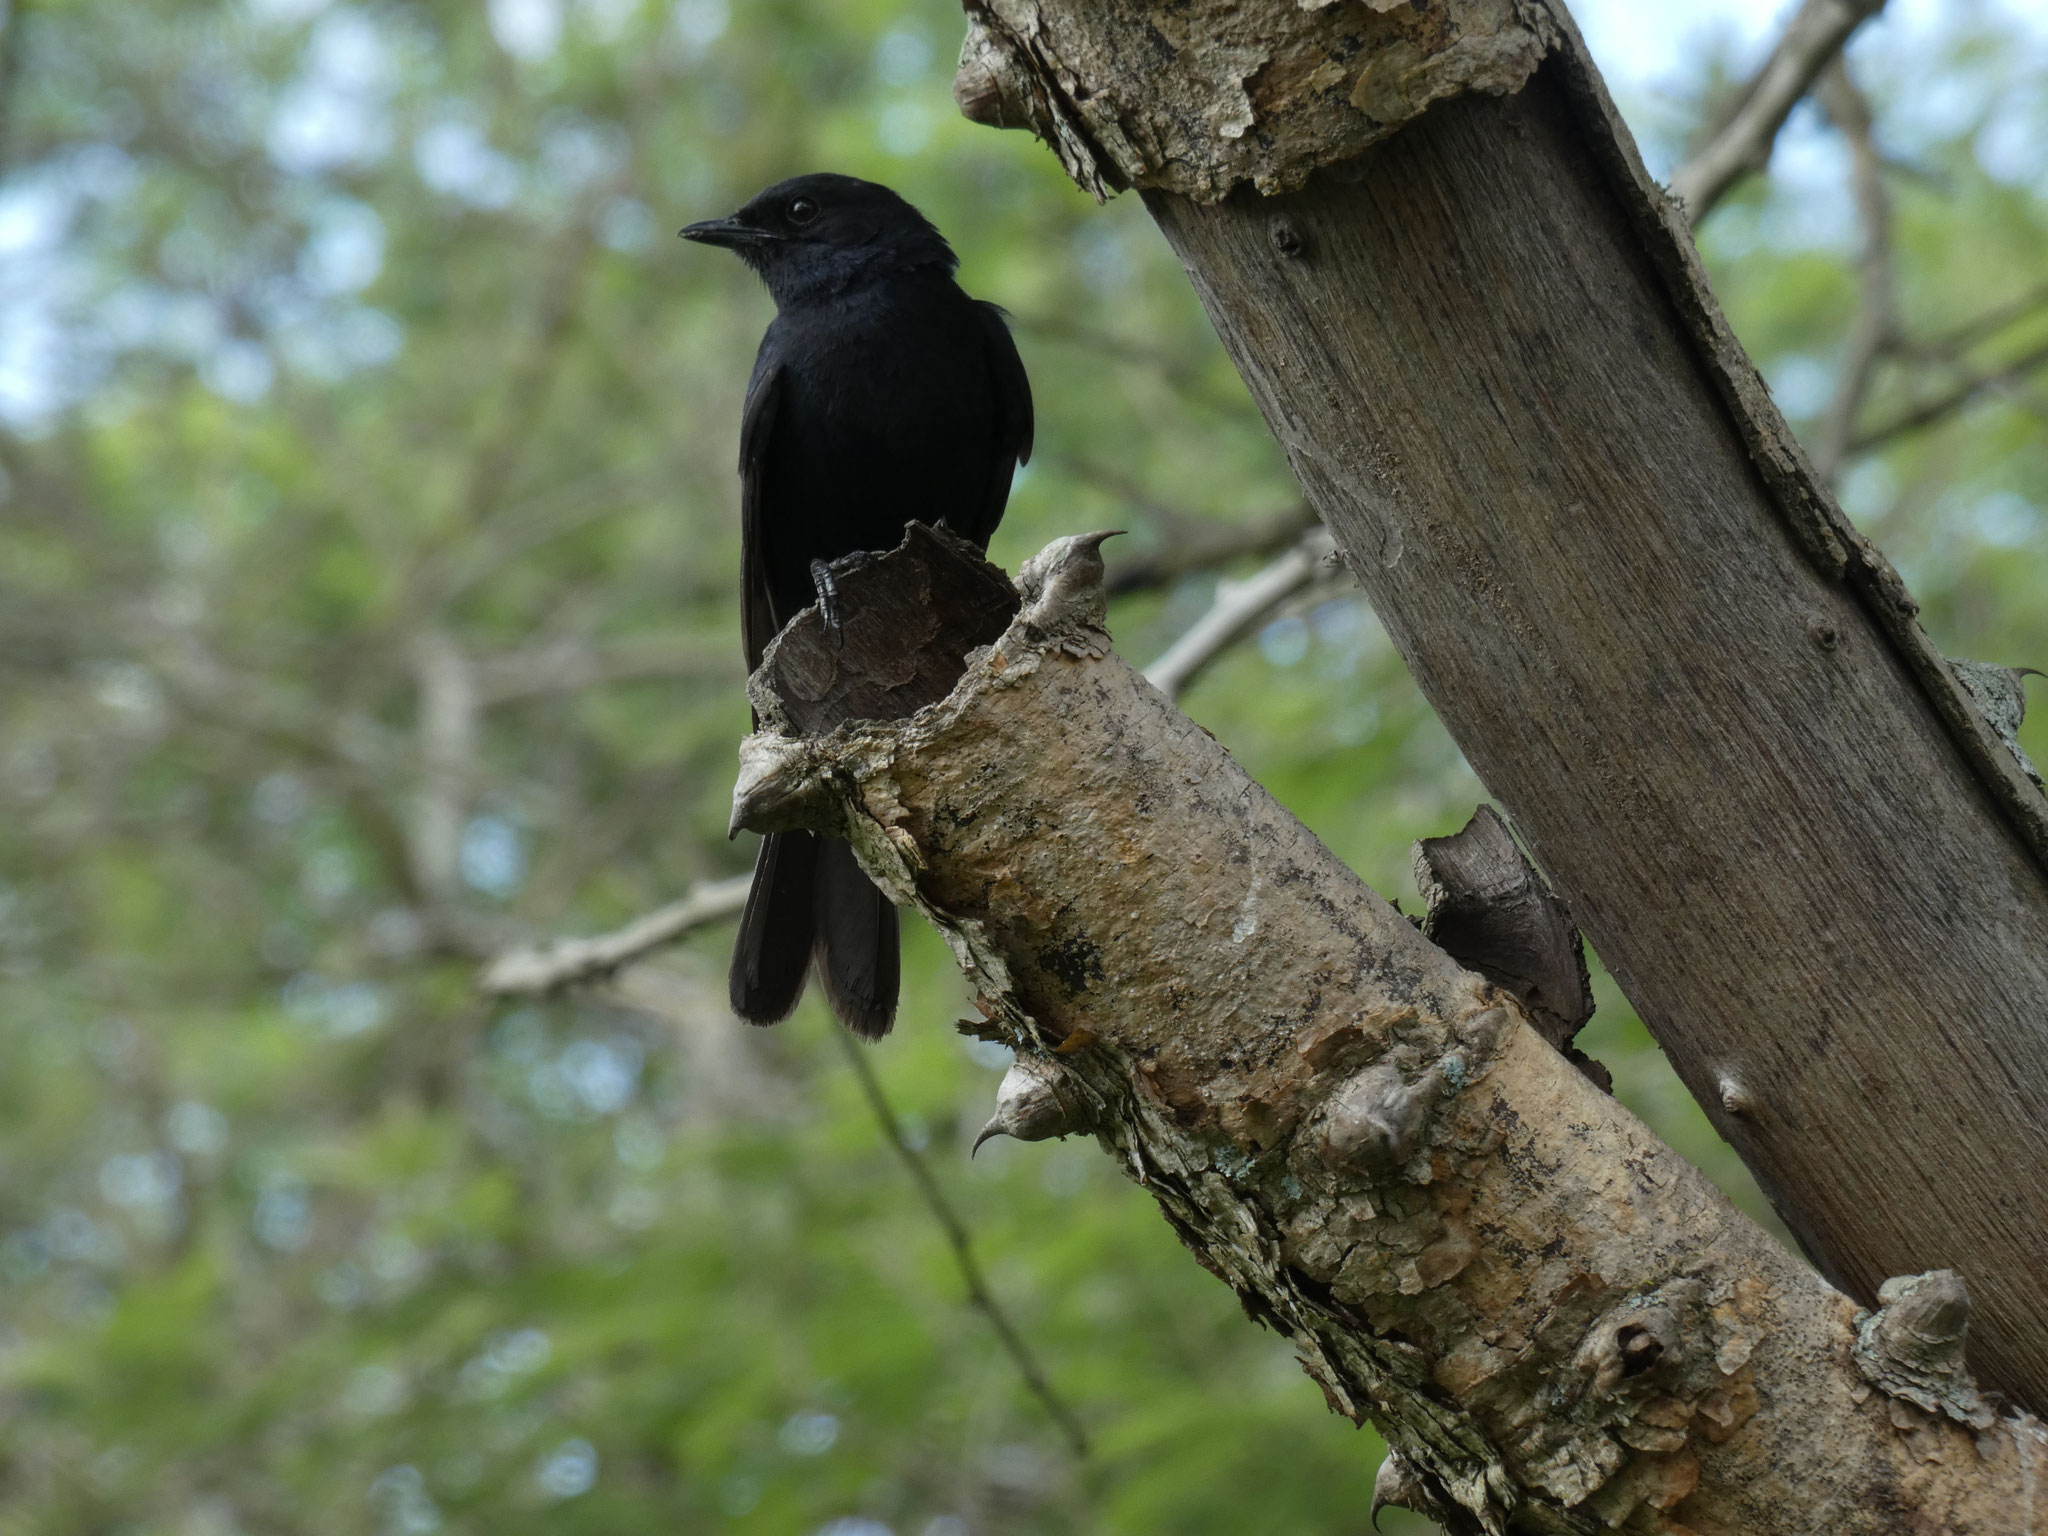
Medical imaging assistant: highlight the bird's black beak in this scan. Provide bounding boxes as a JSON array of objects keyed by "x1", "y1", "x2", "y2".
[{"x1": 679, "y1": 216, "x2": 778, "y2": 249}]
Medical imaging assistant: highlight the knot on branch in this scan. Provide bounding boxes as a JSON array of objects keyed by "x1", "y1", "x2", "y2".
[
  {"x1": 730, "y1": 522, "x2": 1023, "y2": 841},
  {"x1": 1949, "y1": 657, "x2": 2044, "y2": 788},
  {"x1": 1299, "y1": 1001, "x2": 1512, "y2": 1187},
  {"x1": 1318, "y1": 1059, "x2": 1440, "y2": 1174},
  {"x1": 746, "y1": 521, "x2": 1020, "y2": 740},
  {"x1": 1370, "y1": 1448, "x2": 1468, "y2": 1531},
  {"x1": 1016, "y1": 530, "x2": 1118, "y2": 653},
  {"x1": 1853, "y1": 1269, "x2": 1996, "y2": 1431},
  {"x1": 973, "y1": 1053, "x2": 1091, "y2": 1154},
  {"x1": 729, "y1": 733, "x2": 847, "y2": 840},
  {"x1": 1473, "y1": 1276, "x2": 1759, "y2": 1521},
  {"x1": 955, "y1": 5, "x2": 1126, "y2": 201}
]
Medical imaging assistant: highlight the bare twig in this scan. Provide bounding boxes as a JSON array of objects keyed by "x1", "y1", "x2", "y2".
[
  {"x1": 1107, "y1": 503, "x2": 1319, "y2": 597},
  {"x1": 1142, "y1": 529, "x2": 1336, "y2": 703},
  {"x1": 1902, "y1": 280, "x2": 2048, "y2": 363},
  {"x1": 832, "y1": 1027, "x2": 1091, "y2": 1461},
  {"x1": 1670, "y1": 0, "x2": 1885, "y2": 224},
  {"x1": 1810, "y1": 59, "x2": 1895, "y2": 482},
  {"x1": 1007, "y1": 312, "x2": 1252, "y2": 415},
  {"x1": 392, "y1": 229, "x2": 599, "y2": 635},
  {"x1": 1848, "y1": 335, "x2": 2048, "y2": 455},
  {"x1": 477, "y1": 874, "x2": 752, "y2": 996},
  {"x1": 473, "y1": 633, "x2": 737, "y2": 706}
]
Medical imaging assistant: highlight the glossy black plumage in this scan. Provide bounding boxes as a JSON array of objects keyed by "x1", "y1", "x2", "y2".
[{"x1": 683, "y1": 173, "x2": 1032, "y2": 1039}]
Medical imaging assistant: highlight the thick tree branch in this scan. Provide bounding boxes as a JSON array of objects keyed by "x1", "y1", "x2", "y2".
[
  {"x1": 734, "y1": 527, "x2": 2048, "y2": 1533},
  {"x1": 951, "y1": 0, "x2": 2048, "y2": 1415},
  {"x1": 1668, "y1": 0, "x2": 1886, "y2": 223}
]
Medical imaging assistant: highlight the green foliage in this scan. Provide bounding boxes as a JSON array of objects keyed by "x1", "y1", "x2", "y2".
[{"x1": 0, "y1": 2, "x2": 2041, "y2": 1533}]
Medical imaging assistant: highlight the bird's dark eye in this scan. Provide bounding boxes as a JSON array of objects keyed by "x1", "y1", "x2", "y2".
[{"x1": 787, "y1": 196, "x2": 820, "y2": 226}]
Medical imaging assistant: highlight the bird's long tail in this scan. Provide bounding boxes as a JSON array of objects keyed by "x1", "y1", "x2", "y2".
[
  {"x1": 813, "y1": 836, "x2": 899, "y2": 1039},
  {"x1": 729, "y1": 831, "x2": 899, "y2": 1039}
]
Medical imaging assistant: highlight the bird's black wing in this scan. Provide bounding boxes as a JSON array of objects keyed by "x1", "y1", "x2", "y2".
[
  {"x1": 729, "y1": 353, "x2": 827, "y2": 1028},
  {"x1": 972, "y1": 301, "x2": 1034, "y2": 544},
  {"x1": 737, "y1": 355, "x2": 786, "y2": 676}
]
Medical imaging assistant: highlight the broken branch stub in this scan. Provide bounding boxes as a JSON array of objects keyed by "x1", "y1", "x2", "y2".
[
  {"x1": 1414, "y1": 806, "x2": 1606, "y2": 1091},
  {"x1": 954, "y1": 0, "x2": 1555, "y2": 202},
  {"x1": 751, "y1": 521, "x2": 1020, "y2": 738},
  {"x1": 1414, "y1": 806, "x2": 1594, "y2": 1049},
  {"x1": 733, "y1": 529, "x2": 2048, "y2": 1532}
]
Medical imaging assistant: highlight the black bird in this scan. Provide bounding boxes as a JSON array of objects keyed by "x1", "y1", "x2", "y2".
[{"x1": 682, "y1": 173, "x2": 1033, "y2": 1039}]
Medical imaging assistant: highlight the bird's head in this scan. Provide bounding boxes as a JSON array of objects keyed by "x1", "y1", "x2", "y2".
[{"x1": 680, "y1": 173, "x2": 957, "y2": 306}]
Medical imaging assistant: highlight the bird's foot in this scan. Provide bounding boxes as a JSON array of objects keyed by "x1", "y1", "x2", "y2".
[{"x1": 810, "y1": 558, "x2": 845, "y2": 647}]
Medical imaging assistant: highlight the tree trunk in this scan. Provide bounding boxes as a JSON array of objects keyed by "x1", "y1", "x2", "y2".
[
  {"x1": 734, "y1": 525, "x2": 2047, "y2": 1534},
  {"x1": 954, "y1": 0, "x2": 2048, "y2": 1413}
]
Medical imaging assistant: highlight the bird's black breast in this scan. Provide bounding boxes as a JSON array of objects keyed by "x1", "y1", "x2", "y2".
[{"x1": 748, "y1": 274, "x2": 1020, "y2": 629}]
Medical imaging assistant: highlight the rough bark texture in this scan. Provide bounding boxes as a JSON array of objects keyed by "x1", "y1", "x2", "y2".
[
  {"x1": 954, "y1": 0, "x2": 2048, "y2": 1412},
  {"x1": 954, "y1": 0, "x2": 1554, "y2": 201},
  {"x1": 735, "y1": 529, "x2": 2048, "y2": 1535}
]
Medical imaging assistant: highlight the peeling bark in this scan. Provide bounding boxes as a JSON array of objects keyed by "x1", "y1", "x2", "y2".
[
  {"x1": 954, "y1": 0, "x2": 1554, "y2": 202},
  {"x1": 735, "y1": 529, "x2": 2048, "y2": 1533},
  {"x1": 1413, "y1": 806, "x2": 1597, "y2": 1081},
  {"x1": 952, "y1": 0, "x2": 2048, "y2": 1412}
]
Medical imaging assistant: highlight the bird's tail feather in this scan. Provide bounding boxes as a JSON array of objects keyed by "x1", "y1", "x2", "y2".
[
  {"x1": 814, "y1": 837, "x2": 899, "y2": 1040},
  {"x1": 729, "y1": 830, "x2": 819, "y2": 1025},
  {"x1": 729, "y1": 832, "x2": 900, "y2": 1039}
]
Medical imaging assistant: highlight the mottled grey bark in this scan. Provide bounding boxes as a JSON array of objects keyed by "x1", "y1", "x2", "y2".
[
  {"x1": 734, "y1": 527, "x2": 2048, "y2": 1534},
  {"x1": 954, "y1": 0, "x2": 2048, "y2": 1415}
]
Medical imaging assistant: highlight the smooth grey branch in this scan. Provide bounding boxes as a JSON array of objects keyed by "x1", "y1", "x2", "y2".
[
  {"x1": 1142, "y1": 529, "x2": 1335, "y2": 703},
  {"x1": 1669, "y1": 0, "x2": 1885, "y2": 223}
]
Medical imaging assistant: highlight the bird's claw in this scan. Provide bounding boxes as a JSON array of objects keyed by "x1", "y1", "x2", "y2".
[{"x1": 810, "y1": 558, "x2": 845, "y2": 648}]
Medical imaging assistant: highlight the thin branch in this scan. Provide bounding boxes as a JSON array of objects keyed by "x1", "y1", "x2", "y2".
[
  {"x1": 1670, "y1": 0, "x2": 1885, "y2": 224},
  {"x1": 428, "y1": 469, "x2": 677, "y2": 612},
  {"x1": 477, "y1": 874, "x2": 752, "y2": 997},
  {"x1": 1901, "y1": 280, "x2": 2048, "y2": 363},
  {"x1": 1848, "y1": 335, "x2": 2048, "y2": 455},
  {"x1": 832, "y1": 1026, "x2": 1091, "y2": 1461},
  {"x1": 1007, "y1": 312, "x2": 1253, "y2": 415},
  {"x1": 473, "y1": 633, "x2": 737, "y2": 706},
  {"x1": 1142, "y1": 529, "x2": 1335, "y2": 703},
  {"x1": 1810, "y1": 59, "x2": 1895, "y2": 483},
  {"x1": 391, "y1": 228, "x2": 599, "y2": 635},
  {"x1": 1106, "y1": 503, "x2": 1319, "y2": 597}
]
